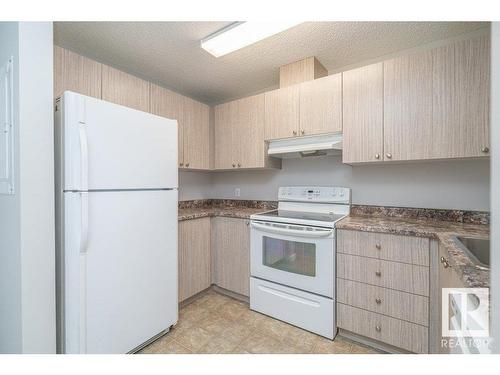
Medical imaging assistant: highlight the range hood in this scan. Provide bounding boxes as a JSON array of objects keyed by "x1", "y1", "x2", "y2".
[{"x1": 267, "y1": 132, "x2": 343, "y2": 159}]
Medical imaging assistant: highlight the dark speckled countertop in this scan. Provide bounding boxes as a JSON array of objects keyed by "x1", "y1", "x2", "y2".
[
  {"x1": 337, "y1": 214, "x2": 490, "y2": 288},
  {"x1": 178, "y1": 199, "x2": 276, "y2": 221}
]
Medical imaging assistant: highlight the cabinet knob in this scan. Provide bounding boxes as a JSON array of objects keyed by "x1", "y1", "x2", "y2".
[
  {"x1": 440, "y1": 256, "x2": 450, "y2": 268},
  {"x1": 375, "y1": 153, "x2": 380, "y2": 159},
  {"x1": 293, "y1": 130, "x2": 297, "y2": 135},
  {"x1": 482, "y1": 147, "x2": 490, "y2": 154},
  {"x1": 375, "y1": 271, "x2": 382, "y2": 277},
  {"x1": 375, "y1": 298, "x2": 382, "y2": 304},
  {"x1": 185, "y1": 163, "x2": 190, "y2": 167},
  {"x1": 375, "y1": 325, "x2": 381, "y2": 332},
  {"x1": 246, "y1": 221, "x2": 250, "y2": 226},
  {"x1": 179, "y1": 162, "x2": 184, "y2": 167},
  {"x1": 375, "y1": 244, "x2": 381, "y2": 250},
  {"x1": 232, "y1": 163, "x2": 236, "y2": 167},
  {"x1": 238, "y1": 163, "x2": 241, "y2": 167},
  {"x1": 301, "y1": 129, "x2": 305, "y2": 135},
  {"x1": 386, "y1": 153, "x2": 392, "y2": 159}
]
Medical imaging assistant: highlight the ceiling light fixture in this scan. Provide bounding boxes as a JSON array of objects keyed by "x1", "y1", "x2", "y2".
[{"x1": 201, "y1": 21, "x2": 302, "y2": 58}]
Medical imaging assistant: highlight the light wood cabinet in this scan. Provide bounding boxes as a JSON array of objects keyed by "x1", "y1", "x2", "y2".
[
  {"x1": 53, "y1": 46, "x2": 102, "y2": 99},
  {"x1": 338, "y1": 303, "x2": 429, "y2": 354},
  {"x1": 150, "y1": 84, "x2": 185, "y2": 166},
  {"x1": 182, "y1": 97, "x2": 210, "y2": 170},
  {"x1": 101, "y1": 65, "x2": 150, "y2": 112},
  {"x1": 178, "y1": 218, "x2": 211, "y2": 302},
  {"x1": 436, "y1": 244, "x2": 466, "y2": 353},
  {"x1": 432, "y1": 34, "x2": 490, "y2": 158},
  {"x1": 212, "y1": 217, "x2": 250, "y2": 296},
  {"x1": 342, "y1": 63, "x2": 384, "y2": 163},
  {"x1": 264, "y1": 85, "x2": 300, "y2": 140},
  {"x1": 214, "y1": 100, "x2": 238, "y2": 169},
  {"x1": 299, "y1": 73, "x2": 342, "y2": 136},
  {"x1": 214, "y1": 94, "x2": 281, "y2": 170},
  {"x1": 344, "y1": 34, "x2": 490, "y2": 164},
  {"x1": 384, "y1": 49, "x2": 433, "y2": 161}
]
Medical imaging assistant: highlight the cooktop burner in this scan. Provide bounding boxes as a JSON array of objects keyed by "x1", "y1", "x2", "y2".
[{"x1": 253, "y1": 209, "x2": 345, "y2": 223}]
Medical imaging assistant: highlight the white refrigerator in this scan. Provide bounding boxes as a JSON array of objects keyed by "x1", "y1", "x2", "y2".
[{"x1": 55, "y1": 91, "x2": 178, "y2": 354}]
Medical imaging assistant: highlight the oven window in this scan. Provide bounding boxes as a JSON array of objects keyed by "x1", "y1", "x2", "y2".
[{"x1": 262, "y1": 236, "x2": 316, "y2": 277}]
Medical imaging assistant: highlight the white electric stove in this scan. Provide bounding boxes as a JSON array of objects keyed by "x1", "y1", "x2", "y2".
[{"x1": 249, "y1": 186, "x2": 351, "y2": 340}]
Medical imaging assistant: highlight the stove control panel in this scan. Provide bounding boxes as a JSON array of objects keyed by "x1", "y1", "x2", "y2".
[{"x1": 278, "y1": 186, "x2": 351, "y2": 204}]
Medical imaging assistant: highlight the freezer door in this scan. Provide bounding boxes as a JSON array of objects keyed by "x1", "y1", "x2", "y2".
[
  {"x1": 63, "y1": 189, "x2": 178, "y2": 354},
  {"x1": 62, "y1": 91, "x2": 178, "y2": 190}
]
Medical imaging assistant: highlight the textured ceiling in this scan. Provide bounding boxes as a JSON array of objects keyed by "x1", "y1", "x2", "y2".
[{"x1": 54, "y1": 22, "x2": 488, "y2": 104}]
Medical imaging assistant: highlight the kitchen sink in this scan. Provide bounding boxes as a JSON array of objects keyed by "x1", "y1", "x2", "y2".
[{"x1": 454, "y1": 236, "x2": 490, "y2": 267}]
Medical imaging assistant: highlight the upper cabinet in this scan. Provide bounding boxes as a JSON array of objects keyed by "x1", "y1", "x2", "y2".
[
  {"x1": 264, "y1": 85, "x2": 300, "y2": 140},
  {"x1": 101, "y1": 65, "x2": 150, "y2": 112},
  {"x1": 384, "y1": 49, "x2": 433, "y2": 161},
  {"x1": 215, "y1": 94, "x2": 281, "y2": 170},
  {"x1": 54, "y1": 46, "x2": 102, "y2": 99},
  {"x1": 150, "y1": 84, "x2": 185, "y2": 166},
  {"x1": 431, "y1": 35, "x2": 490, "y2": 159},
  {"x1": 299, "y1": 73, "x2": 342, "y2": 136},
  {"x1": 342, "y1": 63, "x2": 384, "y2": 164},
  {"x1": 344, "y1": 34, "x2": 490, "y2": 164},
  {"x1": 182, "y1": 97, "x2": 210, "y2": 170},
  {"x1": 214, "y1": 100, "x2": 238, "y2": 169}
]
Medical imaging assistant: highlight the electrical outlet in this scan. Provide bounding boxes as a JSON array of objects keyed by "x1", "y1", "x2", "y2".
[{"x1": 234, "y1": 188, "x2": 241, "y2": 197}]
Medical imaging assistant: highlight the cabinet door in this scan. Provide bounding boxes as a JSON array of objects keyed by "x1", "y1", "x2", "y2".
[
  {"x1": 264, "y1": 86, "x2": 300, "y2": 140},
  {"x1": 54, "y1": 46, "x2": 102, "y2": 99},
  {"x1": 212, "y1": 217, "x2": 250, "y2": 296},
  {"x1": 432, "y1": 35, "x2": 490, "y2": 159},
  {"x1": 342, "y1": 63, "x2": 384, "y2": 163},
  {"x1": 178, "y1": 218, "x2": 211, "y2": 302},
  {"x1": 101, "y1": 65, "x2": 150, "y2": 112},
  {"x1": 237, "y1": 93, "x2": 266, "y2": 168},
  {"x1": 299, "y1": 73, "x2": 342, "y2": 136},
  {"x1": 437, "y1": 244, "x2": 466, "y2": 353},
  {"x1": 214, "y1": 101, "x2": 238, "y2": 169},
  {"x1": 384, "y1": 50, "x2": 433, "y2": 161},
  {"x1": 183, "y1": 97, "x2": 210, "y2": 169},
  {"x1": 150, "y1": 84, "x2": 185, "y2": 166}
]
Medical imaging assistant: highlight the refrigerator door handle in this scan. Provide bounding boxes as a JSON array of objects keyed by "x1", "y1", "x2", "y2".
[
  {"x1": 79, "y1": 192, "x2": 89, "y2": 254},
  {"x1": 78, "y1": 122, "x2": 89, "y2": 191}
]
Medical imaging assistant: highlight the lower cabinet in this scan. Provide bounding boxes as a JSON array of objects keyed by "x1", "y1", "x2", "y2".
[
  {"x1": 178, "y1": 217, "x2": 211, "y2": 302},
  {"x1": 211, "y1": 217, "x2": 250, "y2": 296},
  {"x1": 337, "y1": 229, "x2": 431, "y2": 353}
]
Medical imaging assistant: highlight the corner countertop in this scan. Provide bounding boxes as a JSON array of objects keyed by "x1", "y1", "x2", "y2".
[
  {"x1": 336, "y1": 215, "x2": 490, "y2": 288},
  {"x1": 178, "y1": 206, "x2": 271, "y2": 221}
]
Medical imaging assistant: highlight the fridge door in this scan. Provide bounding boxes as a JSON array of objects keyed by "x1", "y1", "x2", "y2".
[
  {"x1": 61, "y1": 91, "x2": 178, "y2": 191},
  {"x1": 62, "y1": 189, "x2": 177, "y2": 354}
]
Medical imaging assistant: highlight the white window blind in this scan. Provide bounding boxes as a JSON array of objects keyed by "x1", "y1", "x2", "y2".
[{"x1": 0, "y1": 56, "x2": 14, "y2": 195}]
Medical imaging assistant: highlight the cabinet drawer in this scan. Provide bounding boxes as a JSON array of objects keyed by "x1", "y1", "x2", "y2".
[
  {"x1": 337, "y1": 229, "x2": 429, "y2": 266},
  {"x1": 337, "y1": 303, "x2": 428, "y2": 353},
  {"x1": 337, "y1": 253, "x2": 429, "y2": 296},
  {"x1": 337, "y1": 279, "x2": 429, "y2": 326}
]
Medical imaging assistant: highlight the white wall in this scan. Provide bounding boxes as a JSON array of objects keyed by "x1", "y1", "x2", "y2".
[
  {"x1": 0, "y1": 22, "x2": 55, "y2": 354},
  {"x1": 179, "y1": 171, "x2": 212, "y2": 201},
  {"x1": 204, "y1": 156, "x2": 490, "y2": 211},
  {"x1": 490, "y1": 23, "x2": 500, "y2": 354},
  {"x1": 0, "y1": 21, "x2": 22, "y2": 354}
]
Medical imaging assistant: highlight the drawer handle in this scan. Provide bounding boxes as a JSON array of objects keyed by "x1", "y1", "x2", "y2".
[
  {"x1": 375, "y1": 325, "x2": 381, "y2": 332},
  {"x1": 375, "y1": 298, "x2": 382, "y2": 304},
  {"x1": 375, "y1": 244, "x2": 381, "y2": 250},
  {"x1": 375, "y1": 271, "x2": 382, "y2": 277}
]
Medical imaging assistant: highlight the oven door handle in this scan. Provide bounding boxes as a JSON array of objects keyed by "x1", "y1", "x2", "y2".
[{"x1": 251, "y1": 221, "x2": 334, "y2": 238}]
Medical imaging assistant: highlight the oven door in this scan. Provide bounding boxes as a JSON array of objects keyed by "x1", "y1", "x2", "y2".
[{"x1": 250, "y1": 220, "x2": 335, "y2": 298}]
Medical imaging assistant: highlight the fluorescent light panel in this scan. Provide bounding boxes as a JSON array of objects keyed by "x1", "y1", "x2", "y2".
[{"x1": 201, "y1": 21, "x2": 302, "y2": 57}]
